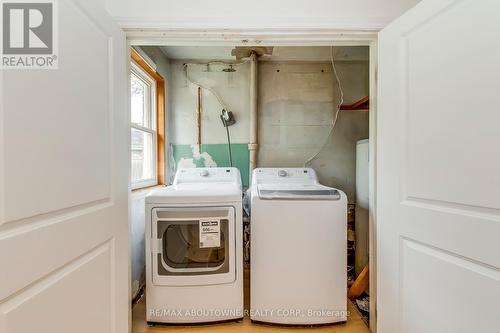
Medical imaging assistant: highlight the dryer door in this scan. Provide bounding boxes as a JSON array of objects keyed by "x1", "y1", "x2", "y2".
[{"x1": 151, "y1": 206, "x2": 236, "y2": 286}]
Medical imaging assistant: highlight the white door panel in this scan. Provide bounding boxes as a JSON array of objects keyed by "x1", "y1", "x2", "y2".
[
  {"x1": 1, "y1": 243, "x2": 113, "y2": 333},
  {"x1": 400, "y1": 239, "x2": 500, "y2": 333},
  {"x1": 0, "y1": 0, "x2": 128, "y2": 332},
  {"x1": 3, "y1": 0, "x2": 112, "y2": 222},
  {"x1": 378, "y1": 0, "x2": 500, "y2": 332}
]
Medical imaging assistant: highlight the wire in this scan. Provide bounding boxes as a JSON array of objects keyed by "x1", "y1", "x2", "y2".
[
  {"x1": 183, "y1": 64, "x2": 230, "y2": 111},
  {"x1": 304, "y1": 46, "x2": 344, "y2": 167}
]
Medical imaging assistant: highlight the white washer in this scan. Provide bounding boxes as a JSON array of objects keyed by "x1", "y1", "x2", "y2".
[
  {"x1": 250, "y1": 168, "x2": 347, "y2": 325},
  {"x1": 145, "y1": 167, "x2": 243, "y2": 324}
]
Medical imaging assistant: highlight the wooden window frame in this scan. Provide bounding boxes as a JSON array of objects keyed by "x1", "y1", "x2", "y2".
[{"x1": 131, "y1": 48, "x2": 166, "y2": 186}]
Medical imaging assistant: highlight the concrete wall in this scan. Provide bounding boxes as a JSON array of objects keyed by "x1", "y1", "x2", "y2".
[
  {"x1": 106, "y1": 0, "x2": 420, "y2": 30},
  {"x1": 258, "y1": 60, "x2": 369, "y2": 201},
  {"x1": 170, "y1": 61, "x2": 250, "y2": 144},
  {"x1": 169, "y1": 60, "x2": 252, "y2": 186},
  {"x1": 165, "y1": 55, "x2": 369, "y2": 198}
]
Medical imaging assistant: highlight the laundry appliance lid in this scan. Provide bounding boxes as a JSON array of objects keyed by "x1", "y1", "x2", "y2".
[
  {"x1": 146, "y1": 183, "x2": 242, "y2": 204},
  {"x1": 257, "y1": 183, "x2": 341, "y2": 200}
]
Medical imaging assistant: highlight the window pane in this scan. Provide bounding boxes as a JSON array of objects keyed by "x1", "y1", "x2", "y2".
[
  {"x1": 131, "y1": 72, "x2": 151, "y2": 127},
  {"x1": 131, "y1": 128, "x2": 154, "y2": 182}
]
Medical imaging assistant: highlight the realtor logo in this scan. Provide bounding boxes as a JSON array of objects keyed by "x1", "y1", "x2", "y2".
[{"x1": 1, "y1": 0, "x2": 58, "y2": 69}]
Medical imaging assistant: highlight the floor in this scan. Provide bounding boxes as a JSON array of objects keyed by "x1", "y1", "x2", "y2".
[
  {"x1": 132, "y1": 265, "x2": 370, "y2": 333},
  {"x1": 132, "y1": 267, "x2": 370, "y2": 333},
  {"x1": 132, "y1": 297, "x2": 369, "y2": 333}
]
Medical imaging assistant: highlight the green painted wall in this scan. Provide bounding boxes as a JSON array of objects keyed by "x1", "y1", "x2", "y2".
[{"x1": 172, "y1": 144, "x2": 250, "y2": 188}]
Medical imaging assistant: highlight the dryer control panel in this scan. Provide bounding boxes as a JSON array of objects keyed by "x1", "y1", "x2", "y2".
[
  {"x1": 174, "y1": 167, "x2": 242, "y2": 186},
  {"x1": 251, "y1": 168, "x2": 318, "y2": 185}
]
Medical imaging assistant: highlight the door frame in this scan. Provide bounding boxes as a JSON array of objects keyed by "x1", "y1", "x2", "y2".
[{"x1": 125, "y1": 28, "x2": 379, "y2": 333}]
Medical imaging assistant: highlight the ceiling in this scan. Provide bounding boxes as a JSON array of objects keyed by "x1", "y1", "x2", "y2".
[{"x1": 159, "y1": 46, "x2": 369, "y2": 62}]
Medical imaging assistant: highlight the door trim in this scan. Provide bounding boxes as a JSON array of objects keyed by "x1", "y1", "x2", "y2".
[{"x1": 125, "y1": 28, "x2": 377, "y2": 46}]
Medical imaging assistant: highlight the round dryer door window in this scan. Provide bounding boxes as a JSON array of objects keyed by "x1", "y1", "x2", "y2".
[
  {"x1": 150, "y1": 207, "x2": 236, "y2": 286},
  {"x1": 159, "y1": 220, "x2": 229, "y2": 274}
]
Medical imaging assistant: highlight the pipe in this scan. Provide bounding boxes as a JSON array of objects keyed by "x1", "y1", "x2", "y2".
[
  {"x1": 248, "y1": 52, "x2": 258, "y2": 174},
  {"x1": 196, "y1": 86, "x2": 202, "y2": 145}
]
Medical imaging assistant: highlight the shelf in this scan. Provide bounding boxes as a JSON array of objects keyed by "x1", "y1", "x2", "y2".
[{"x1": 340, "y1": 96, "x2": 369, "y2": 111}]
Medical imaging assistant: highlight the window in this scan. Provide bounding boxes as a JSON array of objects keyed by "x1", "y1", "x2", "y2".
[
  {"x1": 130, "y1": 48, "x2": 166, "y2": 189},
  {"x1": 131, "y1": 62, "x2": 157, "y2": 189}
]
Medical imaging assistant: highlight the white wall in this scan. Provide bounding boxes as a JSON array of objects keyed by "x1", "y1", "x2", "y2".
[
  {"x1": 130, "y1": 192, "x2": 147, "y2": 298},
  {"x1": 106, "y1": 0, "x2": 420, "y2": 30}
]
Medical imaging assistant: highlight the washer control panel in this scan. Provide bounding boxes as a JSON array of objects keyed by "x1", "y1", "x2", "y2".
[
  {"x1": 174, "y1": 167, "x2": 241, "y2": 185},
  {"x1": 252, "y1": 168, "x2": 318, "y2": 185}
]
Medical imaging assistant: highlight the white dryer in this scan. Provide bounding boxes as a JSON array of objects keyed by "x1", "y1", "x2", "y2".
[
  {"x1": 145, "y1": 167, "x2": 243, "y2": 324},
  {"x1": 250, "y1": 168, "x2": 347, "y2": 325}
]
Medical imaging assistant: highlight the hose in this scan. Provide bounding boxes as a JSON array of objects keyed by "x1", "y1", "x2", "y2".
[{"x1": 223, "y1": 118, "x2": 233, "y2": 167}]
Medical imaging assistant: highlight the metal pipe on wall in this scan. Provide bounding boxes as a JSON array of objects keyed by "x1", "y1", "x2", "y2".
[
  {"x1": 196, "y1": 86, "x2": 202, "y2": 145},
  {"x1": 248, "y1": 52, "x2": 258, "y2": 174}
]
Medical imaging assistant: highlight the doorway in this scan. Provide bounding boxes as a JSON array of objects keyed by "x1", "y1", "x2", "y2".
[{"x1": 127, "y1": 32, "x2": 378, "y2": 333}]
